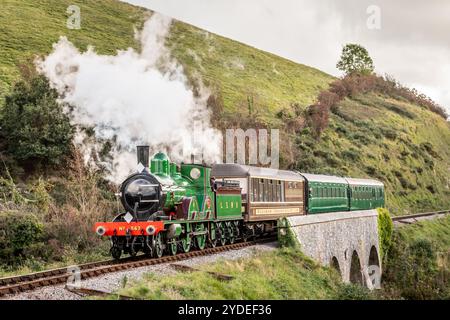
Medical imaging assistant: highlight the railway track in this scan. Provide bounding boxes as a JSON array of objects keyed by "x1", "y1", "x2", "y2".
[
  {"x1": 392, "y1": 210, "x2": 450, "y2": 224},
  {"x1": 0, "y1": 237, "x2": 275, "y2": 298}
]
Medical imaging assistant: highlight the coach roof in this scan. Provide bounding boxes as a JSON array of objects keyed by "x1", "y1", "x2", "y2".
[
  {"x1": 211, "y1": 164, "x2": 304, "y2": 181},
  {"x1": 345, "y1": 178, "x2": 384, "y2": 187},
  {"x1": 299, "y1": 173, "x2": 348, "y2": 184}
]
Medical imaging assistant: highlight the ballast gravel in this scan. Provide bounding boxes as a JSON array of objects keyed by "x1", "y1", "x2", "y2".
[{"x1": 3, "y1": 242, "x2": 277, "y2": 300}]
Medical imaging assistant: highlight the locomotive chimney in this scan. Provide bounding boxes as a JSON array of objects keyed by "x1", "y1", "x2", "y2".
[{"x1": 137, "y1": 145, "x2": 150, "y2": 168}]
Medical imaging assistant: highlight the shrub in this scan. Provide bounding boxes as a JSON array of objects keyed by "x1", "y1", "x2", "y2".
[
  {"x1": 44, "y1": 150, "x2": 114, "y2": 253},
  {"x1": 277, "y1": 218, "x2": 300, "y2": 249},
  {"x1": 306, "y1": 104, "x2": 330, "y2": 138},
  {"x1": 377, "y1": 208, "x2": 393, "y2": 261},
  {"x1": 336, "y1": 283, "x2": 373, "y2": 300},
  {"x1": 0, "y1": 73, "x2": 74, "y2": 169},
  {"x1": 341, "y1": 149, "x2": 360, "y2": 161},
  {"x1": 0, "y1": 211, "x2": 44, "y2": 266},
  {"x1": 383, "y1": 236, "x2": 447, "y2": 299}
]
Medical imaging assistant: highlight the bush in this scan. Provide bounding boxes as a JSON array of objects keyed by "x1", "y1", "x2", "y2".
[
  {"x1": 306, "y1": 104, "x2": 330, "y2": 138},
  {"x1": 0, "y1": 211, "x2": 44, "y2": 266},
  {"x1": 278, "y1": 218, "x2": 300, "y2": 249},
  {"x1": 383, "y1": 236, "x2": 447, "y2": 299},
  {"x1": 336, "y1": 283, "x2": 373, "y2": 300},
  {"x1": 0, "y1": 73, "x2": 74, "y2": 169},
  {"x1": 377, "y1": 208, "x2": 393, "y2": 261},
  {"x1": 341, "y1": 149, "x2": 360, "y2": 161},
  {"x1": 44, "y1": 150, "x2": 114, "y2": 253}
]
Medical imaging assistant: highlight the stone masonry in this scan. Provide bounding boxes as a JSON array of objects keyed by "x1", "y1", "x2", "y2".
[{"x1": 286, "y1": 210, "x2": 381, "y2": 289}]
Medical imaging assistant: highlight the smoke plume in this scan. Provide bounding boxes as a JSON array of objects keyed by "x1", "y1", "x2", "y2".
[{"x1": 37, "y1": 13, "x2": 222, "y2": 182}]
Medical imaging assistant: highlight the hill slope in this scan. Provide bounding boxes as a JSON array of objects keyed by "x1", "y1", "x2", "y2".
[{"x1": 0, "y1": 0, "x2": 449, "y2": 215}]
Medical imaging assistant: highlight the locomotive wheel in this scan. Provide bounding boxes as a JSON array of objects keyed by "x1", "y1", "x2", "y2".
[
  {"x1": 227, "y1": 223, "x2": 235, "y2": 244},
  {"x1": 153, "y1": 233, "x2": 164, "y2": 258},
  {"x1": 219, "y1": 222, "x2": 227, "y2": 246},
  {"x1": 111, "y1": 246, "x2": 122, "y2": 260},
  {"x1": 209, "y1": 223, "x2": 217, "y2": 248},
  {"x1": 181, "y1": 235, "x2": 191, "y2": 253},
  {"x1": 129, "y1": 245, "x2": 137, "y2": 257},
  {"x1": 196, "y1": 224, "x2": 206, "y2": 250},
  {"x1": 234, "y1": 221, "x2": 241, "y2": 240},
  {"x1": 168, "y1": 239, "x2": 177, "y2": 256}
]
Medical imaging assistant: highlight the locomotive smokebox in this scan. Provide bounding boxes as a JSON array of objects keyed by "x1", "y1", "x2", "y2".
[{"x1": 137, "y1": 145, "x2": 150, "y2": 167}]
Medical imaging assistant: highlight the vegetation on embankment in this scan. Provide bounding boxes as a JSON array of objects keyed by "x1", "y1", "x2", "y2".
[
  {"x1": 116, "y1": 248, "x2": 372, "y2": 300},
  {"x1": 381, "y1": 216, "x2": 450, "y2": 299}
]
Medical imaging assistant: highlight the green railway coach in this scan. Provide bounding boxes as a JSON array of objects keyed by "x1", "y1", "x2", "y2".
[
  {"x1": 346, "y1": 178, "x2": 385, "y2": 210},
  {"x1": 300, "y1": 173, "x2": 350, "y2": 214}
]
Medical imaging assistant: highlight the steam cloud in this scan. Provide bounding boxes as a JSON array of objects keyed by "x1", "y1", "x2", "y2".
[{"x1": 37, "y1": 13, "x2": 222, "y2": 182}]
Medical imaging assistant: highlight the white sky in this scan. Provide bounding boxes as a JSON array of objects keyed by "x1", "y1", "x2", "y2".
[{"x1": 122, "y1": 0, "x2": 450, "y2": 114}]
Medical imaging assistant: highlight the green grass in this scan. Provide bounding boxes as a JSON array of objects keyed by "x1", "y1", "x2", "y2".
[
  {"x1": 395, "y1": 215, "x2": 450, "y2": 252},
  {"x1": 0, "y1": 0, "x2": 449, "y2": 215},
  {"x1": 116, "y1": 248, "x2": 362, "y2": 300},
  {"x1": 0, "y1": 0, "x2": 147, "y2": 99}
]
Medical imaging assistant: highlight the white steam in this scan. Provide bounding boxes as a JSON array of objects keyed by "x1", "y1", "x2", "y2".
[{"x1": 37, "y1": 13, "x2": 222, "y2": 183}]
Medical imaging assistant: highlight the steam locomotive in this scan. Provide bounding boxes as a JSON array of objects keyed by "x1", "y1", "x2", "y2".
[{"x1": 94, "y1": 146, "x2": 385, "y2": 259}]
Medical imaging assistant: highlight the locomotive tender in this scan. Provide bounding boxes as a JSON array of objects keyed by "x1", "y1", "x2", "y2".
[{"x1": 94, "y1": 146, "x2": 385, "y2": 259}]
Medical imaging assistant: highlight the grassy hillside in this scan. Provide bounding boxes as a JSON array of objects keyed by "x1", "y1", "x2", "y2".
[
  {"x1": 0, "y1": 0, "x2": 147, "y2": 99},
  {"x1": 0, "y1": 0, "x2": 449, "y2": 215},
  {"x1": 303, "y1": 93, "x2": 450, "y2": 214}
]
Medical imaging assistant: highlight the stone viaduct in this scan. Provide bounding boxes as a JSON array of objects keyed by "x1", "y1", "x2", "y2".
[{"x1": 285, "y1": 210, "x2": 381, "y2": 289}]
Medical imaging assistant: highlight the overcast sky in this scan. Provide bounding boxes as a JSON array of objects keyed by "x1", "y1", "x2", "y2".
[{"x1": 122, "y1": 0, "x2": 450, "y2": 114}]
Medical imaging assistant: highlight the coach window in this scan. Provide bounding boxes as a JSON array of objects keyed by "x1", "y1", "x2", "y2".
[
  {"x1": 252, "y1": 178, "x2": 258, "y2": 202},
  {"x1": 259, "y1": 179, "x2": 264, "y2": 201},
  {"x1": 274, "y1": 180, "x2": 280, "y2": 202},
  {"x1": 268, "y1": 180, "x2": 273, "y2": 202},
  {"x1": 263, "y1": 179, "x2": 268, "y2": 202}
]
